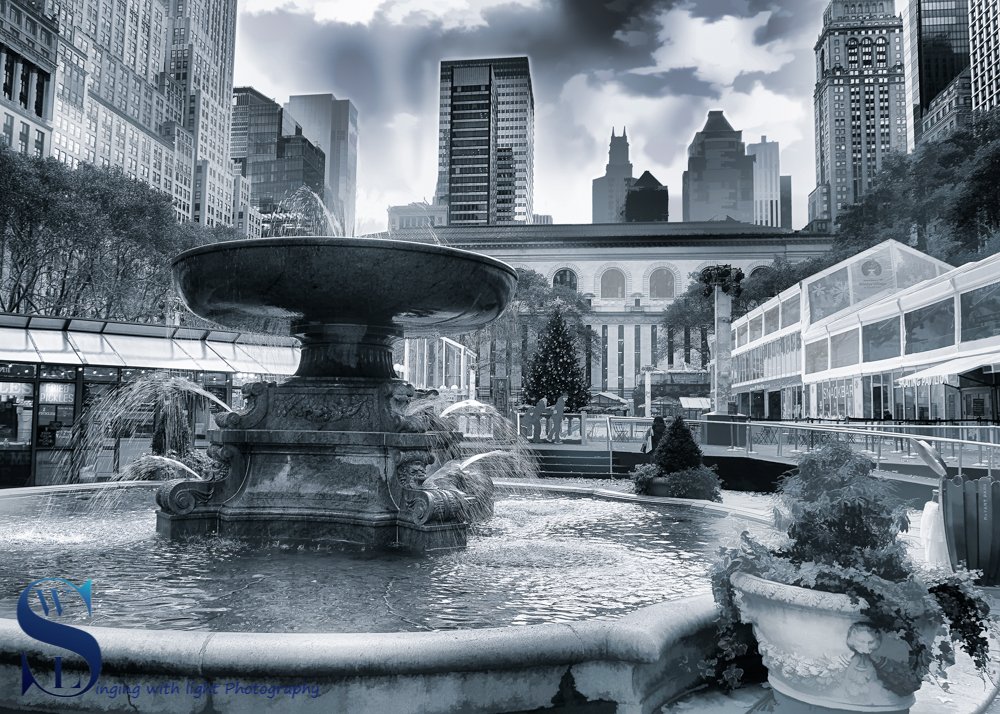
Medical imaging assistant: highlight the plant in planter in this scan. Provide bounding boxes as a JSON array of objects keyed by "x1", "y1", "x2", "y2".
[
  {"x1": 707, "y1": 443, "x2": 992, "y2": 711},
  {"x1": 635, "y1": 416, "x2": 721, "y2": 501}
]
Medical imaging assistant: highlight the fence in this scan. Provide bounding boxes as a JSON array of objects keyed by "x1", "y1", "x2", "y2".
[{"x1": 603, "y1": 417, "x2": 1000, "y2": 479}]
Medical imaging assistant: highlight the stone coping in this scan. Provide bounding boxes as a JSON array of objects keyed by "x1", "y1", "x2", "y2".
[
  {"x1": 493, "y1": 479, "x2": 775, "y2": 526},
  {"x1": 0, "y1": 595, "x2": 718, "y2": 678}
]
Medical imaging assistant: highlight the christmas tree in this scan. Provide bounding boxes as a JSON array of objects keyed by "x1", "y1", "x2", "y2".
[
  {"x1": 652, "y1": 416, "x2": 703, "y2": 473},
  {"x1": 522, "y1": 308, "x2": 591, "y2": 412}
]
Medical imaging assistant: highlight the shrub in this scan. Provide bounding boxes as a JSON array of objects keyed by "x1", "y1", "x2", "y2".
[
  {"x1": 652, "y1": 416, "x2": 702, "y2": 473},
  {"x1": 630, "y1": 463, "x2": 660, "y2": 495},
  {"x1": 706, "y1": 443, "x2": 992, "y2": 694},
  {"x1": 655, "y1": 465, "x2": 722, "y2": 502}
]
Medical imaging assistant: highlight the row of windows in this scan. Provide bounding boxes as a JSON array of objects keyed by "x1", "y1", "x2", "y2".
[{"x1": 552, "y1": 268, "x2": 676, "y2": 299}]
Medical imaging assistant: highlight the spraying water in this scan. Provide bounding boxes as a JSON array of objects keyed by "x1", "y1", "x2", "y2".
[{"x1": 263, "y1": 186, "x2": 344, "y2": 237}]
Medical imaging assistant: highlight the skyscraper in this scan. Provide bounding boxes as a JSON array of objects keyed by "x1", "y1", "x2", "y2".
[
  {"x1": 171, "y1": 0, "x2": 239, "y2": 228},
  {"x1": 434, "y1": 57, "x2": 534, "y2": 225},
  {"x1": 592, "y1": 128, "x2": 634, "y2": 223},
  {"x1": 901, "y1": 0, "x2": 970, "y2": 148},
  {"x1": 808, "y1": 2, "x2": 907, "y2": 226},
  {"x1": 780, "y1": 176, "x2": 793, "y2": 229},
  {"x1": 746, "y1": 136, "x2": 782, "y2": 227},
  {"x1": 231, "y1": 87, "x2": 325, "y2": 218},
  {"x1": 970, "y1": 0, "x2": 1000, "y2": 112},
  {"x1": 682, "y1": 110, "x2": 754, "y2": 223},
  {"x1": 285, "y1": 94, "x2": 358, "y2": 236},
  {"x1": 0, "y1": 0, "x2": 57, "y2": 157},
  {"x1": 42, "y1": 0, "x2": 238, "y2": 225},
  {"x1": 622, "y1": 170, "x2": 668, "y2": 222}
]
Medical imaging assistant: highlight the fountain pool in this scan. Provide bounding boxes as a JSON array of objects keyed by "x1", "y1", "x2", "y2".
[{"x1": 0, "y1": 485, "x2": 769, "y2": 633}]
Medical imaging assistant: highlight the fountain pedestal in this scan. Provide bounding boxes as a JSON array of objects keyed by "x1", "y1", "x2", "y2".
[{"x1": 157, "y1": 238, "x2": 517, "y2": 550}]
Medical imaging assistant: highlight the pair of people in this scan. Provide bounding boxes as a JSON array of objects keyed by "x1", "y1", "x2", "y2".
[{"x1": 640, "y1": 416, "x2": 667, "y2": 460}]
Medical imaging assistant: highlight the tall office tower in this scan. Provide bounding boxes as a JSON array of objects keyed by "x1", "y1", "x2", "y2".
[
  {"x1": 169, "y1": 0, "x2": 238, "y2": 227},
  {"x1": 622, "y1": 170, "x2": 669, "y2": 222},
  {"x1": 285, "y1": 94, "x2": 358, "y2": 236},
  {"x1": 434, "y1": 57, "x2": 534, "y2": 225},
  {"x1": 231, "y1": 87, "x2": 326, "y2": 217},
  {"x1": 808, "y1": 2, "x2": 907, "y2": 226},
  {"x1": 0, "y1": 0, "x2": 57, "y2": 157},
  {"x1": 41, "y1": 0, "x2": 237, "y2": 224},
  {"x1": 901, "y1": 0, "x2": 970, "y2": 148},
  {"x1": 681, "y1": 110, "x2": 755, "y2": 223},
  {"x1": 780, "y1": 175, "x2": 793, "y2": 229},
  {"x1": 970, "y1": 0, "x2": 1000, "y2": 112},
  {"x1": 592, "y1": 127, "x2": 634, "y2": 223},
  {"x1": 746, "y1": 136, "x2": 782, "y2": 227}
]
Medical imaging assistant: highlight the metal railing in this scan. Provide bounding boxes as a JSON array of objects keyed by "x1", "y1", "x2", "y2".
[
  {"x1": 604, "y1": 417, "x2": 1000, "y2": 479},
  {"x1": 512, "y1": 413, "x2": 590, "y2": 445}
]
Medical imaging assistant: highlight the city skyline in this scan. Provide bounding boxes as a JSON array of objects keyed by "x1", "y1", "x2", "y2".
[{"x1": 234, "y1": 0, "x2": 829, "y2": 234}]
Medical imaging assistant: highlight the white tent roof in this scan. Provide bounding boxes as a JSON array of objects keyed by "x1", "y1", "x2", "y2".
[{"x1": 895, "y1": 351, "x2": 1000, "y2": 387}]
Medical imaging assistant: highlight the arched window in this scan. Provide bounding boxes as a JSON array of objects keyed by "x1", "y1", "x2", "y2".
[
  {"x1": 876, "y1": 37, "x2": 888, "y2": 67},
  {"x1": 847, "y1": 38, "x2": 859, "y2": 68},
  {"x1": 749, "y1": 266, "x2": 772, "y2": 281},
  {"x1": 649, "y1": 269, "x2": 675, "y2": 299},
  {"x1": 553, "y1": 269, "x2": 577, "y2": 291},
  {"x1": 861, "y1": 37, "x2": 873, "y2": 67},
  {"x1": 600, "y1": 269, "x2": 626, "y2": 299}
]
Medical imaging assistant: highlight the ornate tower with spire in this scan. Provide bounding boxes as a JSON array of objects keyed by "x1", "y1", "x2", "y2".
[{"x1": 592, "y1": 127, "x2": 635, "y2": 223}]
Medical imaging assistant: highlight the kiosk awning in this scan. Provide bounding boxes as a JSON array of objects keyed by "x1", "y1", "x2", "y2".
[
  {"x1": 680, "y1": 397, "x2": 712, "y2": 410},
  {"x1": 895, "y1": 353, "x2": 1000, "y2": 387}
]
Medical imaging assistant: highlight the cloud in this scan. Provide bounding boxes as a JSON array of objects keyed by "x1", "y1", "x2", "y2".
[
  {"x1": 646, "y1": 7, "x2": 795, "y2": 87},
  {"x1": 234, "y1": 0, "x2": 824, "y2": 230}
]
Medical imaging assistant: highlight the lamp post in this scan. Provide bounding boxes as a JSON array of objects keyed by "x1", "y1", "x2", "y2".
[{"x1": 698, "y1": 265, "x2": 743, "y2": 415}]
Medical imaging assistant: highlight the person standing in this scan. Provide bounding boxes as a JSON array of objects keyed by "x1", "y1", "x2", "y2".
[{"x1": 640, "y1": 416, "x2": 667, "y2": 461}]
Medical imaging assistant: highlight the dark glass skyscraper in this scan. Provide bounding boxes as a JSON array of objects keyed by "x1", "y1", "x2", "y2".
[
  {"x1": 231, "y1": 87, "x2": 325, "y2": 216},
  {"x1": 902, "y1": 0, "x2": 970, "y2": 148},
  {"x1": 434, "y1": 57, "x2": 534, "y2": 225}
]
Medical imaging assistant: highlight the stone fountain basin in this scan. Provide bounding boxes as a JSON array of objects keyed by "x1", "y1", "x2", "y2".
[
  {"x1": 172, "y1": 237, "x2": 518, "y2": 333},
  {"x1": 2, "y1": 596, "x2": 718, "y2": 713},
  {"x1": 0, "y1": 482, "x2": 779, "y2": 713}
]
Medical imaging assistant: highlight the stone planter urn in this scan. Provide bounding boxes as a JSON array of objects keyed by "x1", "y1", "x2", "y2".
[{"x1": 731, "y1": 571, "x2": 936, "y2": 713}]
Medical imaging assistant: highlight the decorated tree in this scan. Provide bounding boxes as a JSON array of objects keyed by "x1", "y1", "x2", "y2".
[{"x1": 521, "y1": 308, "x2": 590, "y2": 412}]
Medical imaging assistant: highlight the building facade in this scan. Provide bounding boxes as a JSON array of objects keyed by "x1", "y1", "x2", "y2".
[
  {"x1": 231, "y1": 168, "x2": 262, "y2": 238},
  {"x1": 285, "y1": 93, "x2": 358, "y2": 236},
  {"x1": 622, "y1": 170, "x2": 668, "y2": 222},
  {"x1": 970, "y1": 0, "x2": 1000, "y2": 112},
  {"x1": 0, "y1": 312, "x2": 297, "y2": 488},
  {"x1": 231, "y1": 87, "x2": 325, "y2": 217},
  {"x1": 902, "y1": 0, "x2": 970, "y2": 149},
  {"x1": 0, "y1": 0, "x2": 56, "y2": 157},
  {"x1": 809, "y1": 1, "x2": 907, "y2": 226},
  {"x1": 592, "y1": 127, "x2": 634, "y2": 223},
  {"x1": 746, "y1": 136, "x2": 782, "y2": 227},
  {"x1": 387, "y1": 201, "x2": 448, "y2": 230},
  {"x1": 434, "y1": 56, "x2": 534, "y2": 226},
  {"x1": 729, "y1": 240, "x2": 961, "y2": 420},
  {"x1": 921, "y1": 67, "x2": 973, "y2": 142},
  {"x1": 367, "y1": 222, "x2": 831, "y2": 403},
  {"x1": 39, "y1": 0, "x2": 237, "y2": 224},
  {"x1": 682, "y1": 110, "x2": 755, "y2": 223},
  {"x1": 780, "y1": 175, "x2": 793, "y2": 229}
]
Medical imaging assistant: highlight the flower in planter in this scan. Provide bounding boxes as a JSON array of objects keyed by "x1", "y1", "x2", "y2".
[{"x1": 705, "y1": 443, "x2": 993, "y2": 706}]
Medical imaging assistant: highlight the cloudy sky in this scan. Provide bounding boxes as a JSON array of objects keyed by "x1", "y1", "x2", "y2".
[{"x1": 234, "y1": 0, "x2": 829, "y2": 234}]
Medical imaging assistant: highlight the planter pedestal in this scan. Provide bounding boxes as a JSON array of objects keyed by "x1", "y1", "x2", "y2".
[
  {"x1": 747, "y1": 689, "x2": 908, "y2": 714},
  {"x1": 731, "y1": 572, "x2": 929, "y2": 713}
]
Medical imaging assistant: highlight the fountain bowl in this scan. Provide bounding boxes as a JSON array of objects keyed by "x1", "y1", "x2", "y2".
[{"x1": 172, "y1": 236, "x2": 518, "y2": 336}]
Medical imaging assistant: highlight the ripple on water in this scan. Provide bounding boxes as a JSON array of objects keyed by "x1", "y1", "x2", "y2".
[{"x1": 0, "y1": 490, "x2": 771, "y2": 632}]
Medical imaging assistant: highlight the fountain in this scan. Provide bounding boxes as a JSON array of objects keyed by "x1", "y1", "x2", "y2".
[{"x1": 157, "y1": 236, "x2": 517, "y2": 550}]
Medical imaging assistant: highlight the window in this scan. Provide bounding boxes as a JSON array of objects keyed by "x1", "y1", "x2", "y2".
[
  {"x1": 553, "y1": 269, "x2": 577, "y2": 291},
  {"x1": 600, "y1": 269, "x2": 625, "y2": 299},
  {"x1": 904, "y1": 299, "x2": 955, "y2": 354},
  {"x1": 649, "y1": 269, "x2": 674, "y2": 299}
]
